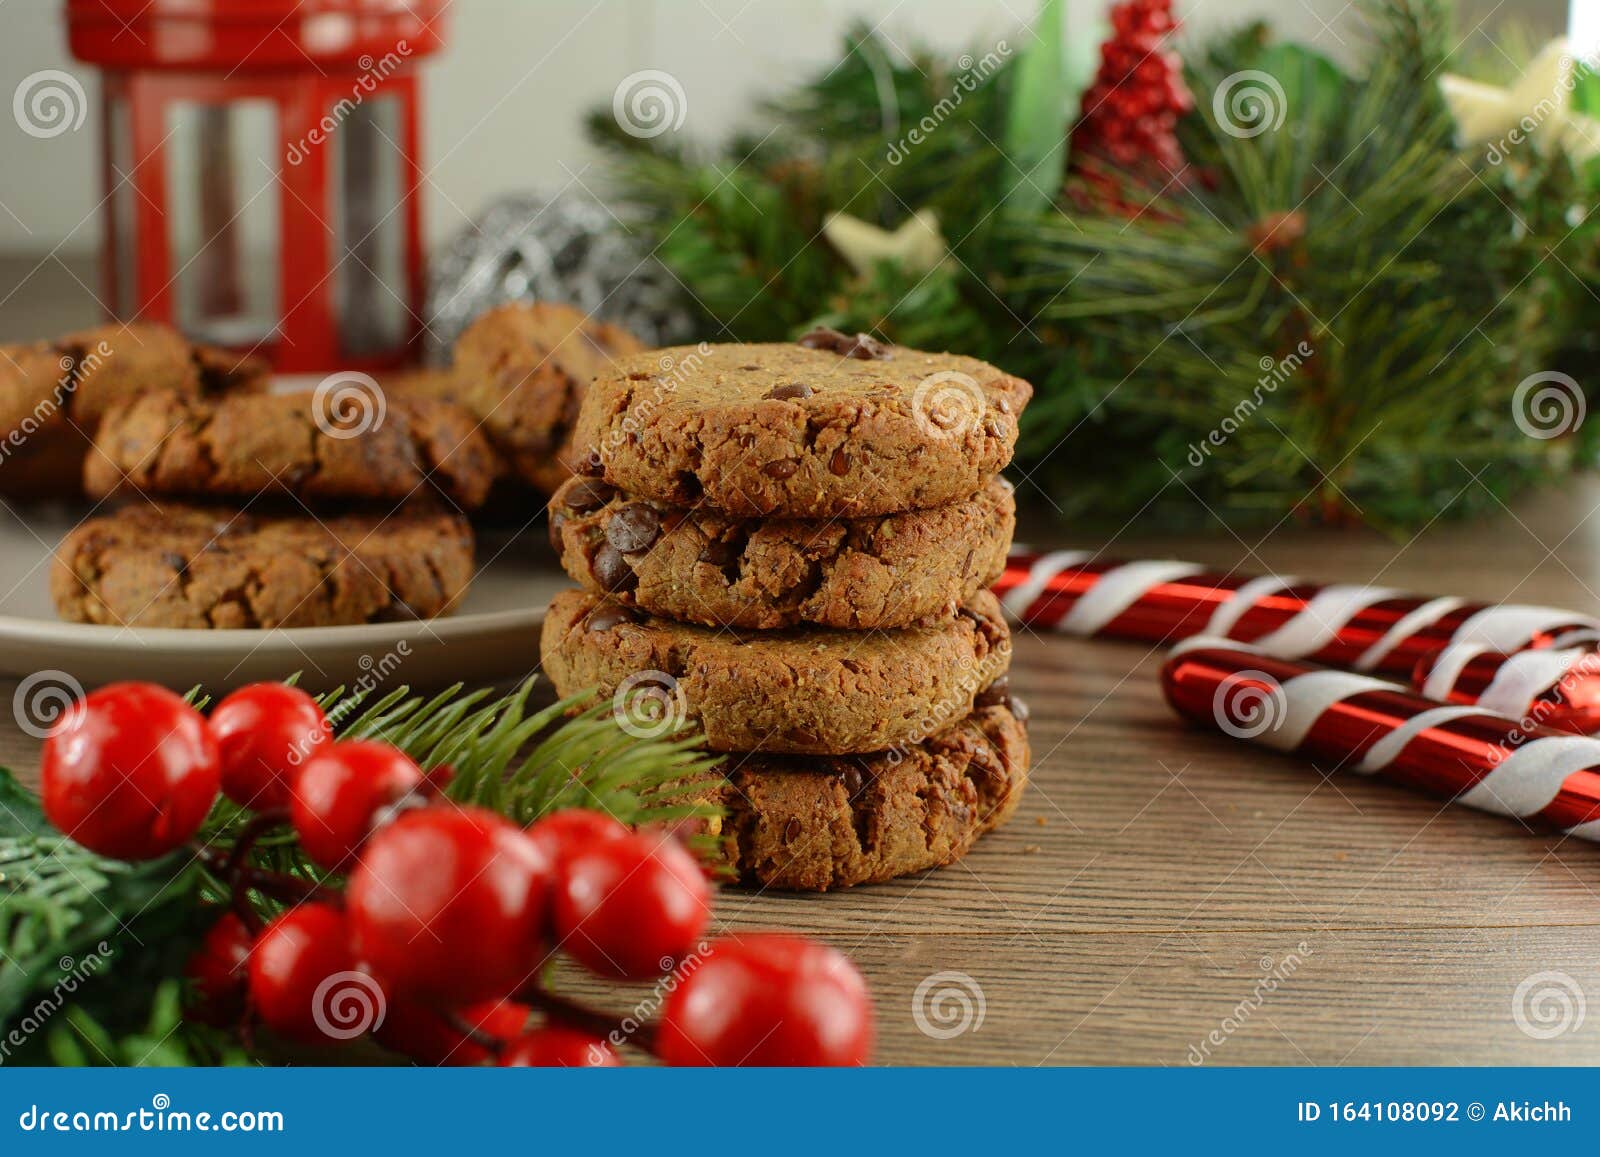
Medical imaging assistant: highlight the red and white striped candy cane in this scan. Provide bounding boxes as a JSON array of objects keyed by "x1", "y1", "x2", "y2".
[
  {"x1": 1161, "y1": 637, "x2": 1600, "y2": 839},
  {"x1": 1411, "y1": 631, "x2": 1600, "y2": 735},
  {"x1": 995, "y1": 550, "x2": 1599, "y2": 678}
]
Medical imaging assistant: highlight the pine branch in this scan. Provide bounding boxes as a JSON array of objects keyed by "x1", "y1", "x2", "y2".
[
  {"x1": 195, "y1": 678, "x2": 723, "y2": 894},
  {"x1": 2, "y1": 676, "x2": 726, "y2": 1062},
  {"x1": 588, "y1": 0, "x2": 1581, "y2": 530}
]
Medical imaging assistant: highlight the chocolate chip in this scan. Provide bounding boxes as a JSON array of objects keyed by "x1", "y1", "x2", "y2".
[
  {"x1": 975, "y1": 676, "x2": 1011, "y2": 710},
  {"x1": 841, "y1": 765, "x2": 864, "y2": 798},
  {"x1": 797, "y1": 325, "x2": 893, "y2": 360},
  {"x1": 697, "y1": 537, "x2": 737, "y2": 567},
  {"x1": 592, "y1": 544, "x2": 637, "y2": 592},
  {"x1": 798, "y1": 325, "x2": 849, "y2": 353},
  {"x1": 762, "y1": 458, "x2": 800, "y2": 479},
  {"x1": 842, "y1": 333, "x2": 892, "y2": 360},
  {"x1": 564, "y1": 477, "x2": 614, "y2": 513},
  {"x1": 828, "y1": 447, "x2": 850, "y2": 476},
  {"x1": 783, "y1": 818, "x2": 802, "y2": 844},
  {"x1": 547, "y1": 510, "x2": 567, "y2": 554},
  {"x1": 765, "y1": 381, "x2": 814, "y2": 400},
  {"x1": 605, "y1": 502, "x2": 661, "y2": 553},
  {"x1": 1007, "y1": 695, "x2": 1030, "y2": 725},
  {"x1": 585, "y1": 605, "x2": 637, "y2": 632},
  {"x1": 785, "y1": 725, "x2": 820, "y2": 747}
]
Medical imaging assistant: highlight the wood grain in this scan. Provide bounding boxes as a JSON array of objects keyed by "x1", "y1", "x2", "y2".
[{"x1": 5, "y1": 259, "x2": 1600, "y2": 1064}]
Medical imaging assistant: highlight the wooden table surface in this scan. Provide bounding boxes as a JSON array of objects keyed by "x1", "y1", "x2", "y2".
[{"x1": 6, "y1": 260, "x2": 1600, "y2": 1066}]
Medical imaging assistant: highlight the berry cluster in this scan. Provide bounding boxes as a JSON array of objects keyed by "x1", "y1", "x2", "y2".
[
  {"x1": 39, "y1": 681, "x2": 875, "y2": 1066},
  {"x1": 1068, "y1": 0, "x2": 1192, "y2": 212}
]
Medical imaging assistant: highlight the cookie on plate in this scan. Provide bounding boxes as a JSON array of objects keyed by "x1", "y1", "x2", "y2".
[
  {"x1": 0, "y1": 325, "x2": 266, "y2": 498},
  {"x1": 571, "y1": 329, "x2": 1032, "y2": 518},
  {"x1": 53, "y1": 504, "x2": 475, "y2": 629},
  {"x1": 548, "y1": 474, "x2": 1016, "y2": 629},
  {"x1": 539, "y1": 587, "x2": 1012, "y2": 755},
  {"x1": 84, "y1": 388, "x2": 500, "y2": 508},
  {"x1": 711, "y1": 696, "x2": 1029, "y2": 891},
  {"x1": 59, "y1": 322, "x2": 268, "y2": 425},
  {"x1": 415, "y1": 302, "x2": 647, "y2": 494}
]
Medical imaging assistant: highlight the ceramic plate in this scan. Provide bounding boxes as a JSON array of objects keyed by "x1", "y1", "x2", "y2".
[{"x1": 0, "y1": 505, "x2": 570, "y2": 695}]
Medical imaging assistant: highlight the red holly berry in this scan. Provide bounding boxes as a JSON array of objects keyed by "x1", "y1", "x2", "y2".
[
  {"x1": 552, "y1": 832, "x2": 710, "y2": 980},
  {"x1": 498, "y1": 1025, "x2": 620, "y2": 1067},
  {"x1": 347, "y1": 806, "x2": 553, "y2": 1005},
  {"x1": 289, "y1": 741, "x2": 424, "y2": 869},
  {"x1": 248, "y1": 903, "x2": 376, "y2": 1046},
  {"x1": 525, "y1": 807, "x2": 629, "y2": 866},
  {"x1": 375, "y1": 997, "x2": 530, "y2": 1066},
  {"x1": 657, "y1": 935, "x2": 874, "y2": 1067},
  {"x1": 40, "y1": 682, "x2": 219, "y2": 860},
  {"x1": 209, "y1": 683, "x2": 330, "y2": 811},
  {"x1": 183, "y1": 911, "x2": 253, "y2": 1027}
]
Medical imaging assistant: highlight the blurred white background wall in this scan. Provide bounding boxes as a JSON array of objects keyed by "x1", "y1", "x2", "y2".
[{"x1": 0, "y1": 0, "x2": 1567, "y2": 255}]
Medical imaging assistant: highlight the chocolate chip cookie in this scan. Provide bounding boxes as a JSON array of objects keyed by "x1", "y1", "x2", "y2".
[
  {"x1": 84, "y1": 388, "x2": 500, "y2": 509},
  {"x1": 572, "y1": 331, "x2": 1032, "y2": 518},
  {"x1": 415, "y1": 302, "x2": 647, "y2": 494},
  {"x1": 711, "y1": 698, "x2": 1029, "y2": 890},
  {"x1": 539, "y1": 587, "x2": 1012, "y2": 755},
  {"x1": 53, "y1": 504, "x2": 475, "y2": 629},
  {"x1": 548, "y1": 474, "x2": 1015, "y2": 629},
  {"x1": 61, "y1": 323, "x2": 269, "y2": 425},
  {"x1": 0, "y1": 324, "x2": 266, "y2": 497}
]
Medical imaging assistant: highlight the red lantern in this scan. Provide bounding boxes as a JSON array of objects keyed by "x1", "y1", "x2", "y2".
[{"x1": 65, "y1": 0, "x2": 447, "y2": 373}]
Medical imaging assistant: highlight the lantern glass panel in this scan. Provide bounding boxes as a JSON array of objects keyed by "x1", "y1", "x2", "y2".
[
  {"x1": 106, "y1": 95, "x2": 137, "y2": 319},
  {"x1": 330, "y1": 96, "x2": 407, "y2": 359},
  {"x1": 165, "y1": 100, "x2": 281, "y2": 348}
]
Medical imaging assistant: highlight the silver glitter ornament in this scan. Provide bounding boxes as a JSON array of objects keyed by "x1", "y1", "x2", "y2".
[{"x1": 425, "y1": 190, "x2": 696, "y2": 361}]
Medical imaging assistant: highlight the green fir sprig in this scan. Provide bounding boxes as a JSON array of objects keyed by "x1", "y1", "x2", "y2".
[{"x1": 590, "y1": 0, "x2": 1582, "y2": 530}]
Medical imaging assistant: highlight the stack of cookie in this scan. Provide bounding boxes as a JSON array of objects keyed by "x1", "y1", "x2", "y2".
[
  {"x1": 541, "y1": 329, "x2": 1033, "y2": 891},
  {"x1": 1, "y1": 322, "x2": 266, "y2": 498},
  {"x1": 395, "y1": 301, "x2": 646, "y2": 495},
  {"x1": 53, "y1": 384, "x2": 495, "y2": 629}
]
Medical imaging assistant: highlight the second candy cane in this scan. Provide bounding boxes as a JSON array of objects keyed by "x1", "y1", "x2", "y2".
[
  {"x1": 1161, "y1": 638, "x2": 1600, "y2": 840},
  {"x1": 995, "y1": 550, "x2": 1599, "y2": 677}
]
